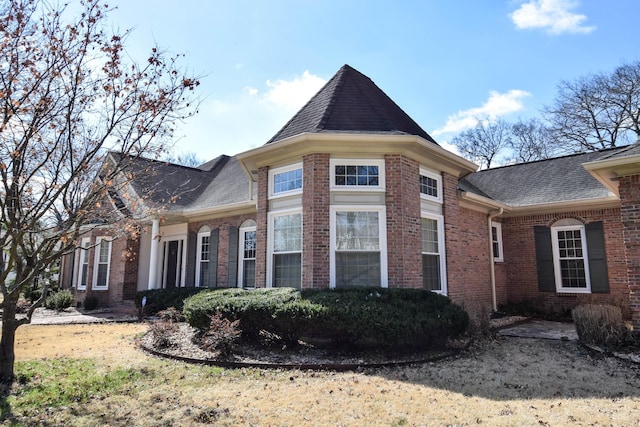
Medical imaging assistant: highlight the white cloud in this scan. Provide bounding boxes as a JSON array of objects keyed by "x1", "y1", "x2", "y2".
[
  {"x1": 172, "y1": 71, "x2": 327, "y2": 160},
  {"x1": 510, "y1": 0, "x2": 596, "y2": 34},
  {"x1": 433, "y1": 90, "x2": 531, "y2": 136}
]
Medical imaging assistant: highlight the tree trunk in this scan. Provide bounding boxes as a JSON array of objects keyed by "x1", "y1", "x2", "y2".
[{"x1": 0, "y1": 300, "x2": 19, "y2": 384}]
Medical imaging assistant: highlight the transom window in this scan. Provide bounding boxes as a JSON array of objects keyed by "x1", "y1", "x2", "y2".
[
  {"x1": 269, "y1": 163, "x2": 303, "y2": 197},
  {"x1": 331, "y1": 207, "x2": 388, "y2": 288},
  {"x1": 330, "y1": 159, "x2": 385, "y2": 190},
  {"x1": 552, "y1": 225, "x2": 590, "y2": 291},
  {"x1": 269, "y1": 211, "x2": 302, "y2": 288},
  {"x1": 421, "y1": 215, "x2": 447, "y2": 293},
  {"x1": 419, "y1": 169, "x2": 442, "y2": 202}
]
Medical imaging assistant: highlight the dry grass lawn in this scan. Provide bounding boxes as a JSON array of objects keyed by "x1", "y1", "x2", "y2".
[{"x1": 6, "y1": 322, "x2": 640, "y2": 426}]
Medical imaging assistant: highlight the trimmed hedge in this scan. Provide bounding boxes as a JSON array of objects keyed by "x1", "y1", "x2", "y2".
[
  {"x1": 135, "y1": 287, "x2": 209, "y2": 315},
  {"x1": 183, "y1": 287, "x2": 469, "y2": 350}
]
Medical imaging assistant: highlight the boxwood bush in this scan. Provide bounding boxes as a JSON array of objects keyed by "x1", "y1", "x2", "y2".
[
  {"x1": 183, "y1": 287, "x2": 468, "y2": 350},
  {"x1": 135, "y1": 287, "x2": 208, "y2": 315}
]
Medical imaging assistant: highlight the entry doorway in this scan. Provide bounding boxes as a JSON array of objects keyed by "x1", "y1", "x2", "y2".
[{"x1": 162, "y1": 238, "x2": 185, "y2": 289}]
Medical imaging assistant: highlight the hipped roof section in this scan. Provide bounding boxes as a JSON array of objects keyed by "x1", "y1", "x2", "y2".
[{"x1": 266, "y1": 64, "x2": 437, "y2": 144}]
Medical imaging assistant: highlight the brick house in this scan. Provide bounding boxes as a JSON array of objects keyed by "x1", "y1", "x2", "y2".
[{"x1": 59, "y1": 64, "x2": 640, "y2": 326}]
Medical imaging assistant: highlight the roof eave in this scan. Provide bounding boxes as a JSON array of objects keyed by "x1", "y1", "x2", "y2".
[
  {"x1": 236, "y1": 132, "x2": 478, "y2": 179},
  {"x1": 582, "y1": 154, "x2": 640, "y2": 196},
  {"x1": 459, "y1": 191, "x2": 512, "y2": 214},
  {"x1": 500, "y1": 195, "x2": 620, "y2": 218}
]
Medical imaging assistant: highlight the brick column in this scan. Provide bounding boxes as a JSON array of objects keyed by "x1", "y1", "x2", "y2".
[
  {"x1": 619, "y1": 174, "x2": 640, "y2": 329},
  {"x1": 384, "y1": 155, "x2": 421, "y2": 288},
  {"x1": 255, "y1": 167, "x2": 269, "y2": 288},
  {"x1": 302, "y1": 153, "x2": 330, "y2": 289}
]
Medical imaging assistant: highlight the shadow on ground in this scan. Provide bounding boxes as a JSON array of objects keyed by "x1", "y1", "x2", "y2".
[{"x1": 369, "y1": 335, "x2": 640, "y2": 401}]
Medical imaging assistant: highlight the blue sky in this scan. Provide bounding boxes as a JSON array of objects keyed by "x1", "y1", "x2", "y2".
[{"x1": 106, "y1": 0, "x2": 639, "y2": 160}]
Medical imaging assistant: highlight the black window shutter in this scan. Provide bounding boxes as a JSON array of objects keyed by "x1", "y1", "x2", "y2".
[
  {"x1": 586, "y1": 221, "x2": 609, "y2": 293},
  {"x1": 186, "y1": 231, "x2": 197, "y2": 286},
  {"x1": 228, "y1": 226, "x2": 239, "y2": 287},
  {"x1": 534, "y1": 226, "x2": 556, "y2": 292},
  {"x1": 208, "y1": 229, "x2": 219, "y2": 287}
]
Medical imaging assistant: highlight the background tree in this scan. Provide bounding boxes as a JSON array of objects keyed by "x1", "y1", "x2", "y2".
[
  {"x1": 0, "y1": 0, "x2": 199, "y2": 383},
  {"x1": 545, "y1": 61, "x2": 640, "y2": 152},
  {"x1": 509, "y1": 118, "x2": 558, "y2": 163},
  {"x1": 451, "y1": 119, "x2": 512, "y2": 169}
]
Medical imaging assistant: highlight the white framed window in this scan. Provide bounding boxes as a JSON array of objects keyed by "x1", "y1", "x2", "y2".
[
  {"x1": 92, "y1": 237, "x2": 112, "y2": 290},
  {"x1": 330, "y1": 206, "x2": 388, "y2": 288},
  {"x1": 238, "y1": 224, "x2": 257, "y2": 288},
  {"x1": 269, "y1": 163, "x2": 303, "y2": 198},
  {"x1": 551, "y1": 224, "x2": 591, "y2": 293},
  {"x1": 421, "y1": 213, "x2": 447, "y2": 294},
  {"x1": 330, "y1": 159, "x2": 385, "y2": 191},
  {"x1": 75, "y1": 237, "x2": 91, "y2": 290},
  {"x1": 195, "y1": 227, "x2": 211, "y2": 288},
  {"x1": 267, "y1": 209, "x2": 302, "y2": 288},
  {"x1": 419, "y1": 168, "x2": 442, "y2": 203},
  {"x1": 491, "y1": 222, "x2": 504, "y2": 262}
]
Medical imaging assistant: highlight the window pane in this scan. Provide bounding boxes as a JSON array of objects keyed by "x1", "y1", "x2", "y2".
[
  {"x1": 243, "y1": 260, "x2": 256, "y2": 287},
  {"x1": 273, "y1": 214, "x2": 302, "y2": 252},
  {"x1": 273, "y1": 253, "x2": 301, "y2": 288},
  {"x1": 334, "y1": 164, "x2": 380, "y2": 186},
  {"x1": 97, "y1": 264, "x2": 108, "y2": 287},
  {"x1": 336, "y1": 211, "x2": 379, "y2": 250},
  {"x1": 273, "y1": 168, "x2": 303, "y2": 194},
  {"x1": 560, "y1": 259, "x2": 587, "y2": 288},
  {"x1": 199, "y1": 263, "x2": 209, "y2": 287},
  {"x1": 421, "y1": 218, "x2": 438, "y2": 253},
  {"x1": 200, "y1": 235, "x2": 210, "y2": 261},
  {"x1": 422, "y1": 254, "x2": 441, "y2": 291},
  {"x1": 335, "y1": 252, "x2": 380, "y2": 287},
  {"x1": 244, "y1": 231, "x2": 256, "y2": 259},
  {"x1": 420, "y1": 174, "x2": 439, "y2": 198}
]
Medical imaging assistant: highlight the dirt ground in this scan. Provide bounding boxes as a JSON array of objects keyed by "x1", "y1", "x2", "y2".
[{"x1": 11, "y1": 322, "x2": 640, "y2": 426}]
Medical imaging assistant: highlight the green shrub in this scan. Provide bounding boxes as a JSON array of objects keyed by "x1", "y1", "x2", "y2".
[
  {"x1": 44, "y1": 290, "x2": 74, "y2": 312},
  {"x1": 572, "y1": 304, "x2": 628, "y2": 348},
  {"x1": 134, "y1": 287, "x2": 207, "y2": 315},
  {"x1": 183, "y1": 287, "x2": 469, "y2": 351},
  {"x1": 83, "y1": 295, "x2": 99, "y2": 311}
]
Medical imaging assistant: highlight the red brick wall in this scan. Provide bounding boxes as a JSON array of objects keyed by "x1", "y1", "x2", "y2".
[
  {"x1": 189, "y1": 213, "x2": 257, "y2": 288},
  {"x1": 619, "y1": 175, "x2": 640, "y2": 326},
  {"x1": 501, "y1": 208, "x2": 629, "y2": 317},
  {"x1": 385, "y1": 155, "x2": 422, "y2": 288},
  {"x1": 302, "y1": 153, "x2": 330, "y2": 288},
  {"x1": 442, "y1": 173, "x2": 493, "y2": 315},
  {"x1": 255, "y1": 167, "x2": 269, "y2": 288}
]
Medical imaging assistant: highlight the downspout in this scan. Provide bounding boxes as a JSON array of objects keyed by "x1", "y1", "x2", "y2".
[{"x1": 488, "y1": 208, "x2": 503, "y2": 312}]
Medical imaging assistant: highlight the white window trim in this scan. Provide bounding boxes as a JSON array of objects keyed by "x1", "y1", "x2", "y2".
[
  {"x1": 419, "y1": 168, "x2": 442, "y2": 203},
  {"x1": 268, "y1": 162, "x2": 303, "y2": 199},
  {"x1": 551, "y1": 224, "x2": 592, "y2": 294},
  {"x1": 91, "y1": 236, "x2": 112, "y2": 290},
  {"x1": 491, "y1": 221, "x2": 504, "y2": 263},
  {"x1": 195, "y1": 230, "x2": 210, "y2": 288},
  {"x1": 75, "y1": 237, "x2": 91, "y2": 290},
  {"x1": 330, "y1": 205, "x2": 388, "y2": 289},
  {"x1": 421, "y1": 212, "x2": 448, "y2": 295},
  {"x1": 237, "y1": 224, "x2": 257, "y2": 288},
  {"x1": 330, "y1": 158, "x2": 386, "y2": 191},
  {"x1": 266, "y1": 208, "x2": 303, "y2": 288}
]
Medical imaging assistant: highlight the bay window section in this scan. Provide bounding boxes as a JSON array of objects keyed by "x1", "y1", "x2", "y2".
[
  {"x1": 269, "y1": 211, "x2": 302, "y2": 288},
  {"x1": 421, "y1": 214, "x2": 447, "y2": 293},
  {"x1": 269, "y1": 163, "x2": 303, "y2": 198},
  {"x1": 331, "y1": 207, "x2": 387, "y2": 288},
  {"x1": 330, "y1": 159, "x2": 385, "y2": 190}
]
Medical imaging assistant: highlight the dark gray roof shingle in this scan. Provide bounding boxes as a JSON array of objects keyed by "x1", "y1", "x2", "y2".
[
  {"x1": 267, "y1": 64, "x2": 437, "y2": 144},
  {"x1": 460, "y1": 147, "x2": 628, "y2": 207}
]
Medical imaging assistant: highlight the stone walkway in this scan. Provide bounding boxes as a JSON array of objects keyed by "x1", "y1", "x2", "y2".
[{"x1": 497, "y1": 319, "x2": 578, "y2": 341}]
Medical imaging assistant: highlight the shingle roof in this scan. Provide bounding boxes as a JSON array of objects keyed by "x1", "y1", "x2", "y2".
[
  {"x1": 266, "y1": 64, "x2": 437, "y2": 144},
  {"x1": 113, "y1": 153, "x2": 253, "y2": 212},
  {"x1": 594, "y1": 140, "x2": 640, "y2": 161},
  {"x1": 460, "y1": 147, "x2": 628, "y2": 207}
]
